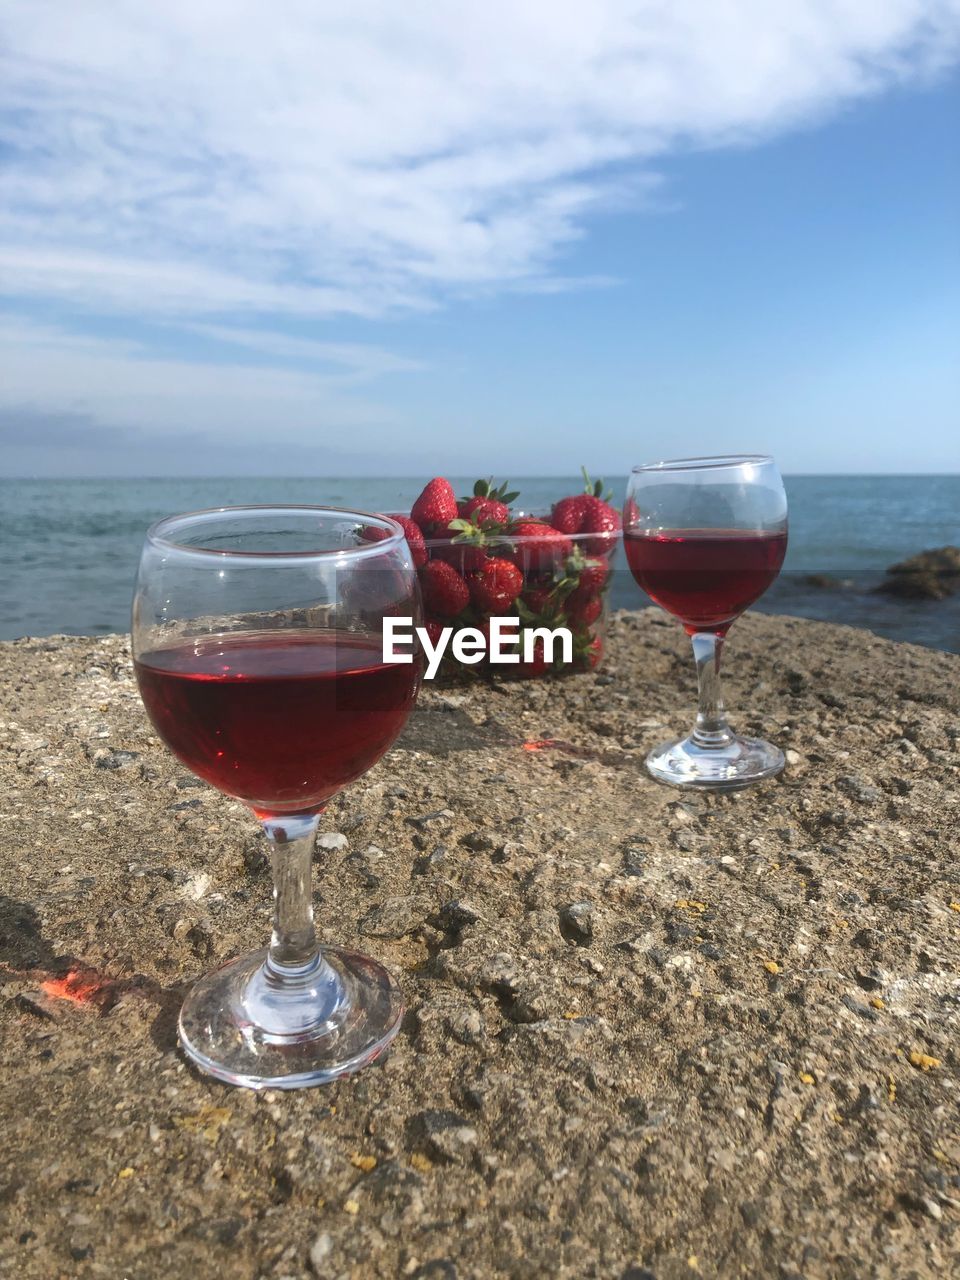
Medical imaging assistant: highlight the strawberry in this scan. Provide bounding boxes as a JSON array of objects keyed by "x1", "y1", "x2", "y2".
[
  {"x1": 427, "y1": 527, "x2": 489, "y2": 573},
  {"x1": 551, "y1": 494, "x2": 589, "y2": 535},
  {"x1": 458, "y1": 495, "x2": 510, "y2": 527},
  {"x1": 420, "y1": 560, "x2": 469, "y2": 616},
  {"x1": 468, "y1": 557, "x2": 523, "y2": 614},
  {"x1": 584, "y1": 635, "x2": 604, "y2": 669},
  {"x1": 412, "y1": 477, "x2": 458, "y2": 531},
  {"x1": 457, "y1": 478, "x2": 518, "y2": 529},
  {"x1": 521, "y1": 585, "x2": 559, "y2": 617},
  {"x1": 458, "y1": 544, "x2": 492, "y2": 574},
  {"x1": 579, "y1": 494, "x2": 621, "y2": 555},
  {"x1": 423, "y1": 617, "x2": 446, "y2": 649},
  {"x1": 565, "y1": 585, "x2": 602, "y2": 628},
  {"x1": 360, "y1": 524, "x2": 391, "y2": 544},
  {"x1": 365, "y1": 514, "x2": 427, "y2": 566},
  {"x1": 577, "y1": 556, "x2": 609, "y2": 592},
  {"x1": 509, "y1": 520, "x2": 573, "y2": 571},
  {"x1": 551, "y1": 470, "x2": 621, "y2": 554},
  {"x1": 437, "y1": 479, "x2": 514, "y2": 569},
  {"x1": 387, "y1": 514, "x2": 427, "y2": 568},
  {"x1": 516, "y1": 633, "x2": 550, "y2": 678}
]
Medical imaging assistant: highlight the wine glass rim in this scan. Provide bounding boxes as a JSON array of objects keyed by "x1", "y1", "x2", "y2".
[
  {"x1": 631, "y1": 454, "x2": 774, "y2": 474},
  {"x1": 146, "y1": 504, "x2": 407, "y2": 560}
]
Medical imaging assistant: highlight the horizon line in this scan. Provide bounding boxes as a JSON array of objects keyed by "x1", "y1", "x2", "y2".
[{"x1": 2, "y1": 471, "x2": 959, "y2": 482}]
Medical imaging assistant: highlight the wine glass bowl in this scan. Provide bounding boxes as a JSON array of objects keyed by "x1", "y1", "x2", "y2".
[
  {"x1": 624, "y1": 456, "x2": 788, "y2": 789},
  {"x1": 132, "y1": 506, "x2": 422, "y2": 1088},
  {"x1": 135, "y1": 629, "x2": 417, "y2": 816}
]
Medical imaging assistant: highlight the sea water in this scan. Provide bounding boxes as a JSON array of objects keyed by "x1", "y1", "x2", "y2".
[{"x1": 1, "y1": 475, "x2": 957, "y2": 652}]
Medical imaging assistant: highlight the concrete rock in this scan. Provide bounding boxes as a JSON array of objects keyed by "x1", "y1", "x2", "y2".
[{"x1": 1, "y1": 615, "x2": 957, "y2": 1279}]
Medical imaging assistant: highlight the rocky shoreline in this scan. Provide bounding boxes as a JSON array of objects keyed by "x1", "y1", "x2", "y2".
[
  {"x1": 1, "y1": 611, "x2": 958, "y2": 1279},
  {"x1": 876, "y1": 547, "x2": 960, "y2": 602}
]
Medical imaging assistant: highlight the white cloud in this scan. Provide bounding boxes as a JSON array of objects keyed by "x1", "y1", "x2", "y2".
[
  {"x1": 0, "y1": 314, "x2": 407, "y2": 442},
  {"x1": 181, "y1": 324, "x2": 426, "y2": 382},
  {"x1": 1, "y1": 0, "x2": 958, "y2": 320},
  {"x1": 1, "y1": 2, "x2": 958, "y2": 471}
]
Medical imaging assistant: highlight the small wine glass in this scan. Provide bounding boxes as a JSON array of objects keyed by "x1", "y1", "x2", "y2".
[
  {"x1": 132, "y1": 506, "x2": 422, "y2": 1088},
  {"x1": 623, "y1": 456, "x2": 788, "y2": 789}
]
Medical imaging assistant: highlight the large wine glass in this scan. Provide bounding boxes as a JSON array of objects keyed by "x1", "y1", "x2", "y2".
[
  {"x1": 624, "y1": 456, "x2": 788, "y2": 789},
  {"x1": 132, "y1": 506, "x2": 422, "y2": 1088}
]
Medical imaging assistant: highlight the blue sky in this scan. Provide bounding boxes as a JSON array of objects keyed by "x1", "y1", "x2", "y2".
[{"x1": 1, "y1": 1, "x2": 958, "y2": 477}]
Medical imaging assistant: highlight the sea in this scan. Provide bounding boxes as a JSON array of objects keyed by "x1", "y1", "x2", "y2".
[{"x1": 1, "y1": 475, "x2": 958, "y2": 653}]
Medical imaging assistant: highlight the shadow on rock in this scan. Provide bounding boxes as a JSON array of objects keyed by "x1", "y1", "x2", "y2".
[
  {"x1": 0, "y1": 893, "x2": 187, "y2": 1051},
  {"x1": 0, "y1": 895, "x2": 67, "y2": 971},
  {"x1": 398, "y1": 701, "x2": 512, "y2": 757}
]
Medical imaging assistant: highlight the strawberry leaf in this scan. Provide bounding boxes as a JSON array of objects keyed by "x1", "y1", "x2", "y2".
[{"x1": 580, "y1": 466, "x2": 612, "y2": 501}]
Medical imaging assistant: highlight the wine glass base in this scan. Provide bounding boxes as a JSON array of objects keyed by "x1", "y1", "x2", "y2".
[
  {"x1": 646, "y1": 733, "x2": 784, "y2": 791},
  {"x1": 178, "y1": 944, "x2": 404, "y2": 1089}
]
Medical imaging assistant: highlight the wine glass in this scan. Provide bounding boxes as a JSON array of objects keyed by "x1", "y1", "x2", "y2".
[
  {"x1": 623, "y1": 456, "x2": 788, "y2": 789},
  {"x1": 132, "y1": 506, "x2": 422, "y2": 1088}
]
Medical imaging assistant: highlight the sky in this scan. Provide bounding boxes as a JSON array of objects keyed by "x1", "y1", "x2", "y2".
[{"x1": 1, "y1": 0, "x2": 958, "y2": 478}]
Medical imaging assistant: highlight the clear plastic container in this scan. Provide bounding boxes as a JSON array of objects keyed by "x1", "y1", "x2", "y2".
[{"x1": 417, "y1": 517, "x2": 618, "y2": 677}]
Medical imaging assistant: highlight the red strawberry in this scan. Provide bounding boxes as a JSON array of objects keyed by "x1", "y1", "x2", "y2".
[
  {"x1": 579, "y1": 494, "x2": 621, "y2": 554},
  {"x1": 360, "y1": 523, "x2": 391, "y2": 543},
  {"x1": 509, "y1": 521, "x2": 573, "y2": 572},
  {"x1": 412, "y1": 477, "x2": 458, "y2": 531},
  {"x1": 457, "y1": 495, "x2": 510, "y2": 528},
  {"x1": 386, "y1": 514, "x2": 427, "y2": 568},
  {"x1": 468, "y1": 557, "x2": 523, "y2": 614},
  {"x1": 577, "y1": 556, "x2": 609, "y2": 592},
  {"x1": 551, "y1": 494, "x2": 589, "y2": 535},
  {"x1": 552, "y1": 471, "x2": 621, "y2": 553},
  {"x1": 551, "y1": 492, "x2": 620, "y2": 551},
  {"x1": 565, "y1": 586, "x2": 602, "y2": 628},
  {"x1": 522, "y1": 585, "x2": 559, "y2": 617},
  {"x1": 427, "y1": 527, "x2": 489, "y2": 573},
  {"x1": 457, "y1": 478, "x2": 519, "y2": 526},
  {"x1": 420, "y1": 560, "x2": 469, "y2": 616},
  {"x1": 423, "y1": 617, "x2": 446, "y2": 649},
  {"x1": 461, "y1": 545, "x2": 490, "y2": 573},
  {"x1": 584, "y1": 635, "x2": 604, "y2": 669},
  {"x1": 516, "y1": 634, "x2": 550, "y2": 678}
]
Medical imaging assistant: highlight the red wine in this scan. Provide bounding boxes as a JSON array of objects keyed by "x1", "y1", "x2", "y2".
[
  {"x1": 624, "y1": 528, "x2": 787, "y2": 634},
  {"x1": 135, "y1": 631, "x2": 419, "y2": 815}
]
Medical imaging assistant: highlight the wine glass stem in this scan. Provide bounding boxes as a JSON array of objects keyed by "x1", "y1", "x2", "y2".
[
  {"x1": 690, "y1": 631, "x2": 733, "y2": 747},
  {"x1": 261, "y1": 814, "x2": 321, "y2": 976}
]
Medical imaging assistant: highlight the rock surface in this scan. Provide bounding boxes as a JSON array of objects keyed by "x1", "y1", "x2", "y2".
[{"x1": 1, "y1": 610, "x2": 958, "y2": 1279}]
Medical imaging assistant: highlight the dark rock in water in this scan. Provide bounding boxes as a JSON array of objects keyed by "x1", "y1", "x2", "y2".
[
  {"x1": 877, "y1": 546, "x2": 960, "y2": 600},
  {"x1": 801, "y1": 573, "x2": 854, "y2": 591}
]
